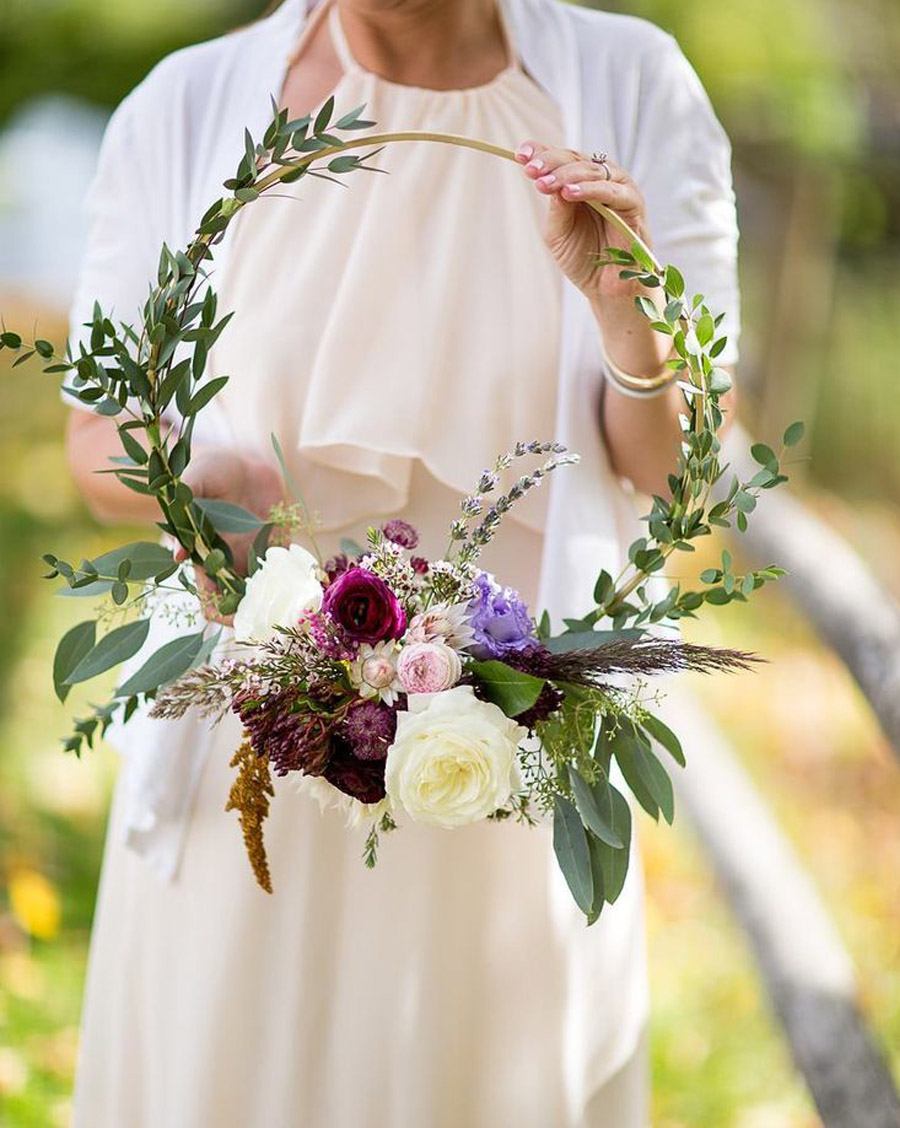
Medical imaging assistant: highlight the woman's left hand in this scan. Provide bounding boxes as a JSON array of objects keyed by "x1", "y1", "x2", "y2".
[{"x1": 516, "y1": 141, "x2": 649, "y2": 303}]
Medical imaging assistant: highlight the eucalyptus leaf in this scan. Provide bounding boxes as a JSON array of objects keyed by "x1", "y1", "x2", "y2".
[
  {"x1": 568, "y1": 766, "x2": 623, "y2": 848},
  {"x1": 545, "y1": 628, "x2": 642, "y2": 654},
  {"x1": 53, "y1": 620, "x2": 96, "y2": 702},
  {"x1": 553, "y1": 796, "x2": 594, "y2": 915},
  {"x1": 593, "y1": 786, "x2": 632, "y2": 904},
  {"x1": 193, "y1": 498, "x2": 265, "y2": 534},
  {"x1": 65, "y1": 619, "x2": 151, "y2": 686},
  {"x1": 117, "y1": 631, "x2": 206, "y2": 697},
  {"x1": 640, "y1": 712, "x2": 686, "y2": 767},
  {"x1": 612, "y1": 725, "x2": 675, "y2": 824}
]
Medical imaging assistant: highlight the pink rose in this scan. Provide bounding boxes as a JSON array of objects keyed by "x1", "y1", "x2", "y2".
[{"x1": 397, "y1": 641, "x2": 462, "y2": 695}]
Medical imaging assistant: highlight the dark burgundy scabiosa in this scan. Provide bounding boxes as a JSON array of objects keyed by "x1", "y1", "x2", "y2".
[
  {"x1": 322, "y1": 566, "x2": 406, "y2": 644},
  {"x1": 382, "y1": 519, "x2": 419, "y2": 549},
  {"x1": 233, "y1": 689, "x2": 333, "y2": 778},
  {"x1": 342, "y1": 700, "x2": 397, "y2": 761},
  {"x1": 323, "y1": 734, "x2": 387, "y2": 804},
  {"x1": 410, "y1": 556, "x2": 429, "y2": 576}
]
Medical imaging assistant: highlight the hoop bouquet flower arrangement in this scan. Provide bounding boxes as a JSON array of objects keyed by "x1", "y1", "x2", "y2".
[{"x1": 0, "y1": 98, "x2": 802, "y2": 919}]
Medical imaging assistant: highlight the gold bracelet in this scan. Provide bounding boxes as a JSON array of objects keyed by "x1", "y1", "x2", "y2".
[{"x1": 601, "y1": 343, "x2": 677, "y2": 399}]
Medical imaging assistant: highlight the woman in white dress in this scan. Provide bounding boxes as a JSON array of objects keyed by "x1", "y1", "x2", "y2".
[{"x1": 65, "y1": 1, "x2": 740, "y2": 1124}]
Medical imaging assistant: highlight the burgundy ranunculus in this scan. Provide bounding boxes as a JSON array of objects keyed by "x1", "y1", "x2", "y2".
[
  {"x1": 321, "y1": 566, "x2": 406, "y2": 644},
  {"x1": 323, "y1": 735, "x2": 387, "y2": 804}
]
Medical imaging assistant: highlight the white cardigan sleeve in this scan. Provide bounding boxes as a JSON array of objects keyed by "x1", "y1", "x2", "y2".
[
  {"x1": 66, "y1": 92, "x2": 162, "y2": 369},
  {"x1": 628, "y1": 36, "x2": 741, "y2": 366}
]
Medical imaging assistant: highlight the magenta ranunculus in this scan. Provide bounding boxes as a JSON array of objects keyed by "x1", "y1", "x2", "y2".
[{"x1": 321, "y1": 566, "x2": 406, "y2": 644}]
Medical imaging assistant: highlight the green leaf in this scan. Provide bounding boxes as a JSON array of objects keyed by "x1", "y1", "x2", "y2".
[
  {"x1": 734, "y1": 490, "x2": 757, "y2": 514},
  {"x1": 545, "y1": 628, "x2": 643, "y2": 654},
  {"x1": 189, "y1": 628, "x2": 222, "y2": 670},
  {"x1": 568, "y1": 766, "x2": 623, "y2": 848},
  {"x1": 640, "y1": 712, "x2": 686, "y2": 767},
  {"x1": 750, "y1": 442, "x2": 778, "y2": 470},
  {"x1": 117, "y1": 631, "x2": 206, "y2": 697},
  {"x1": 193, "y1": 498, "x2": 265, "y2": 534},
  {"x1": 553, "y1": 796, "x2": 594, "y2": 915},
  {"x1": 709, "y1": 367, "x2": 733, "y2": 393},
  {"x1": 314, "y1": 94, "x2": 335, "y2": 133},
  {"x1": 593, "y1": 569, "x2": 614, "y2": 606},
  {"x1": 185, "y1": 375, "x2": 229, "y2": 415},
  {"x1": 468, "y1": 660, "x2": 544, "y2": 716},
  {"x1": 592, "y1": 786, "x2": 632, "y2": 904},
  {"x1": 248, "y1": 524, "x2": 273, "y2": 576},
  {"x1": 613, "y1": 726, "x2": 675, "y2": 824},
  {"x1": 53, "y1": 620, "x2": 96, "y2": 702},
  {"x1": 328, "y1": 154, "x2": 360, "y2": 173},
  {"x1": 339, "y1": 537, "x2": 365, "y2": 558},
  {"x1": 88, "y1": 542, "x2": 174, "y2": 583},
  {"x1": 65, "y1": 619, "x2": 151, "y2": 686},
  {"x1": 663, "y1": 264, "x2": 684, "y2": 298},
  {"x1": 695, "y1": 313, "x2": 715, "y2": 346},
  {"x1": 783, "y1": 420, "x2": 805, "y2": 446},
  {"x1": 585, "y1": 833, "x2": 606, "y2": 925}
]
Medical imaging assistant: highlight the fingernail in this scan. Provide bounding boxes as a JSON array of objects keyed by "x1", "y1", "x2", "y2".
[
  {"x1": 526, "y1": 158, "x2": 544, "y2": 172},
  {"x1": 564, "y1": 183, "x2": 582, "y2": 197},
  {"x1": 516, "y1": 144, "x2": 534, "y2": 161},
  {"x1": 537, "y1": 173, "x2": 556, "y2": 188}
]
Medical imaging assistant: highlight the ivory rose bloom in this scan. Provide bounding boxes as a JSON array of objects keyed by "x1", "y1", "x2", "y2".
[
  {"x1": 385, "y1": 686, "x2": 525, "y2": 829},
  {"x1": 233, "y1": 544, "x2": 322, "y2": 643},
  {"x1": 396, "y1": 641, "x2": 462, "y2": 694}
]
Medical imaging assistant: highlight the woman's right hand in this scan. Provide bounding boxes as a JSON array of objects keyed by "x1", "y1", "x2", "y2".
[{"x1": 181, "y1": 448, "x2": 286, "y2": 625}]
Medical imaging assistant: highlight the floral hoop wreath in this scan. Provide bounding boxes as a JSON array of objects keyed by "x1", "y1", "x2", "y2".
[{"x1": 0, "y1": 99, "x2": 800, "y2": 915}]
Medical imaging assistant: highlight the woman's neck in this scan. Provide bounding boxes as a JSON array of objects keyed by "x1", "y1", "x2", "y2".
[{"x1": 336, "y1": 0, "x2": 508, "y2": 90}]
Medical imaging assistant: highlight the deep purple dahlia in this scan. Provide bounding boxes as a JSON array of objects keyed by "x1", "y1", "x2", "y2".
[
  {"x1": 321, "y1": 566, "x2": 406, "y2": 644},
  {"x1": 467, "y1": 572, "x2": 537, "y2": 660},
  {"x1": 323, "y1": 735, "x2": 387, "y2": 804}
]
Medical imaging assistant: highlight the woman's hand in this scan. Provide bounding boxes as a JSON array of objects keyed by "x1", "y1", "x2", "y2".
[
  {"x1": 180, "y1": 448, "x2": 285, "y2": 625},
  {"x1": 516, "y1": 141, "x2": 649, "y2": 302}
]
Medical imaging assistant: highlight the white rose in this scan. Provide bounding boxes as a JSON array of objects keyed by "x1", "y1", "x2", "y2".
[
  {"x1": 232, "y1": 544, "x2": 322, "y2": 643},
  {"x1": 384, "y1": 685, "x2": 525, "y2": 829}
]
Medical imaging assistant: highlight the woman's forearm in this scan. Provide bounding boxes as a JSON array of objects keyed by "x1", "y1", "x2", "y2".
[
  {"x1": 591, "y1": 280, "x2": 736, "y2": 496},
  {"x1": 66, "y1": 411, "x2": 163, "y2": 524}
]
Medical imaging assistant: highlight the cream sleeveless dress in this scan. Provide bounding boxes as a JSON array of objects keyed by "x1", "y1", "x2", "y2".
[{"x1": 73, "y1": 3, "x2": 649, "y2": 1124}]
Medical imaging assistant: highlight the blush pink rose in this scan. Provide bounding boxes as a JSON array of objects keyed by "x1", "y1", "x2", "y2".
[{"x1": 396, "y1": 641, "x2": 462, "y2": 695}]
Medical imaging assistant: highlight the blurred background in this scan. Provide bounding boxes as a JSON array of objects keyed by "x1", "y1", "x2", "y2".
[{"x1": 0, "y1": 1, "x2": 898, "y2": 1124}]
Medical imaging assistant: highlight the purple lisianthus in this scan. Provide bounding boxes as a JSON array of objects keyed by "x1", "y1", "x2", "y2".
[
  {"x1": 322, "y1": 566, "x2": 406, "y2": 644},
  {"x1": 467, "y1": 572, "x2": 537, "y2": 660}
]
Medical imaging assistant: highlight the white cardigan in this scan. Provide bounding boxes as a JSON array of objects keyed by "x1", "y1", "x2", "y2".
[{"x1": 68, "y1": 0, "x2": 740, "y2": 880}]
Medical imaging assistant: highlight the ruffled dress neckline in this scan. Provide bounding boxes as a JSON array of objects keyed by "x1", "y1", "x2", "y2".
[{"x1": 205, "y1": 0, "x2": 565, "y2": 560}]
